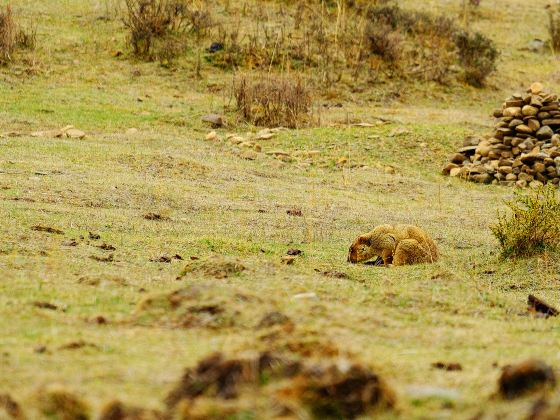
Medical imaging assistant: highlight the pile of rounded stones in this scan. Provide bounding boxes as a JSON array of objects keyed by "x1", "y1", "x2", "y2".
[{"x1": 443, "y1": 82, "x2": 560, "y2": 188}]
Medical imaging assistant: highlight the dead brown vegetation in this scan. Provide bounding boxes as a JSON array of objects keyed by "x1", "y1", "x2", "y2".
[
  {"x1": 166, "y1": 351, "x2": 396, "y2": 418},
  {"x1": 233, "y1": 73, "x2": 312, "y2": 128},
  {"x1": 123, "y1": 0, "x2": 211, "y2": 63},
  {"x1": 0, "y1": 5, "x2": 16, "y2": 64},
  {"x1": 0, "y1": 5, "x2": 36, "y2": 65}
]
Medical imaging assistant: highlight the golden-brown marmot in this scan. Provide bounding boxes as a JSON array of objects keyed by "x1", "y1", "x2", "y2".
[{"x1": 347, "y1": 224, "x2": 439, "y2": 266}]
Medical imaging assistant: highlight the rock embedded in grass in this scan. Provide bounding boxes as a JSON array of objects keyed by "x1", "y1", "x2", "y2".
[{"x1": 201, "y1": 113, "x2": 224, "y2": 128}]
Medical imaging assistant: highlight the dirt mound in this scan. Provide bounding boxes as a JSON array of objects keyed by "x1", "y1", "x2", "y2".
[
  {"x1": 134, "y1": 283, "x2": 259, "y2": 329},
  {"x1": 0, "y1": 394, "x2": 25, "y2": 419},
  {"x1": 165, "y1": 352, "x2": 301, "y2": 407},
  {"x1": 34, "y1": 387, "x2": 90, "y2": 420},
  {"x1": 177, "y1": 256, "x2": 246, "y2": 279},
  {"x1": 498, "y1": 359, "x2": 556, "y2": 399},
  {"x1": 444, "y1": 83, "x2": 560, "y2": 187},
  {"x1": 99, "y1": 400, "x2": 164, "y2": 420},
  {"x1": 288, "y1": 360, "x2": 397, "y2": 418},
  {"x1": 165, "y1": 351, "x2": 395, "y2": 419}
]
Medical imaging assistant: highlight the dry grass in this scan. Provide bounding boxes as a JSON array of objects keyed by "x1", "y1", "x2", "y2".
[
  {"x1": 491, "y1": 185, "x2": 560, "y2": 258},
  {"x1": 0, "y1": 5, "x2": 16, "y2": 64},
  {"x1": 233, "y1": 73, "x2": 312, "y2": 128},
  {"x1": 2, "y1": 0, "x2": 560, "y2": 418},
  {"x1": 122, "y1": 0, "x2": 211, "y2": 63}
]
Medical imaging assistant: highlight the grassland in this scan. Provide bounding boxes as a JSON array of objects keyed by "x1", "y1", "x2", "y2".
[{"x1": 2, "y1": 0, "x2": 560, "y2": 418}]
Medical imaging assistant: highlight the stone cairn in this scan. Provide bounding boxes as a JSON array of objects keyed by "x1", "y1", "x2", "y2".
[{"x1": 443, "y1": 82, "x2": 560, "y2": 188}]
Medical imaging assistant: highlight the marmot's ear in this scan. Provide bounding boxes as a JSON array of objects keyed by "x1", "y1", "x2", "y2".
[{"x1": 358, "y1": 235, "x2": 372, "y2": 245}]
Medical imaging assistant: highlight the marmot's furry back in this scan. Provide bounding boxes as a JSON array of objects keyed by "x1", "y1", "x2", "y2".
[{"x1": 348, "y1": 224, "x2": 439, "y2": 266}]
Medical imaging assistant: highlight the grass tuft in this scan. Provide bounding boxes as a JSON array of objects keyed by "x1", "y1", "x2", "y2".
[{"x1": 491, "y1": 184, "x2": 560, "y2": 258}]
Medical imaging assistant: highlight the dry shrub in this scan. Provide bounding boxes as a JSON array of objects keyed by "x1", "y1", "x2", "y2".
[
  {"x1": 233, "y1": 74, "x2": 312, "y2": 128},
  {"x1": 0, "y1": 5, "x2": 36, "y2": 66},
  {"x1": 201, "y1": 2, "x2": 498, "y2": 90},
  {"x1": 0, "y1": 5, "x2": 16, "y2": 64},
  {"x1": 490, "y1": 185, "x2": 560, "y2": 258},
  {"x1": 548, "y1": 4, "x2": 560, "y2": 53},
  {"x1": 455, "y1": 30, "x2": 498, "y2": 87},
  {"x1": 16, "y1": 25, "x2": 36, "y2": 50},
  {"x1": 123, "y1": 0, "x2": 211, "y2": 63}
]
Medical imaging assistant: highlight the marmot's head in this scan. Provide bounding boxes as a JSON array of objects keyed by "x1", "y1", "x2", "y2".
[{"x1": 347, "y1": 232, "x2": 396, "y2": 263}]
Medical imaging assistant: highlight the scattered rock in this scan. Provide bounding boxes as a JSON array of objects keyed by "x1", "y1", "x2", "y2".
[
  {"x1": 405, "y1": 385, "x2": 461, "y2": 403},
  {"x1": 90, "y1": 254, "x2": 114, "y2": 262},
  {"x1": 281, "y1": 256, "x2": 296, "y2": 265},
  {"x1": 58, "y1": 340, "x2": 99, "y2": 351},
  {"x1": 498, "y1": 359, "x2": 556, "y2": 399},
  {"x1": 239, "y1": 150, "x2": 258, "y2": 160},
  {"x1": 206, "y1": 42, "x2": 224, "y2": 53},
  {"x1": 31, "y1": 225, "x2": 64, "y2": 235},
  {"x1": 255, "y1": 129, "x2": 275, "y2": 140},
  {"x1": 89, "y1": 232, "x2": 101, "y2": 240},
  {"x1": 34, "y1": 345, "x2": 48, "y2": 354},
  {"x1": 125, "y1": 127, "x2": 139, "y2": 135},
  {"x1": 287, "y1": 249, "x2": 302, "y2": 256},
  {"x1": 319, "y1": 270, "x2": 350, "y2": 279},
  {"x1": 90, "y1": 315, "x2": 108, "y2": 325},
  {"x1": 205, "y1": 131, "x2": 218, "y2": 141},
  {"x1": 292, "y1": 292, "x2": 318, "y2": 300},
  {"x1": 201, "y1": 113, "x2": 224, "y2": 128},
  {"x1": 388, "y1": 127, "x2": 411, "y2": 137},
  {"x1": 527, "y1": 39, "x2": 545, "y2": 53},
  {"x1": 64, "y1": 128, "x2": 86, "y2": 139},
  {"x1": 286, "y1": 208, "x2": 303, "y2": 217},
  {"x1": 431, "y1": 362, "x2": 463, "y2": 371},
  {"x1": 33, "y1": 301, "x2": 59, "y2": 311},
  {"x1": 78, "y1": 275, "x2": 128, "y2": 287},
  {"x1": 61, "y1": 239, "x2": 79, "y2": 247},
  {"x1": 528, "y1": 294, "x2": 559, "y2": 318},
  {"x1": 336, "y1": 157, "x2": 348, "y2": 167},
  {"x1": 150, "y1": 254, "x2": 182, "y2": 263},
  {"x1": 30, "y1": 129, "x2": 63, "y2": 138},
  {"x1": 266, "y1": 150, "x2": 290, "y2": 157},
  {"x1": 96, "y1": 243, "x2": 116, "y2": 251},
  {"x1": 144, "y1": 212, "x2": 169, "y2": 221}
]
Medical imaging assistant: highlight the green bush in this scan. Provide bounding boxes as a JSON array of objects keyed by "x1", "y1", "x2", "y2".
[
  {"x1": 455, "y1": 30, "x2": 499, "y2": 87},
  {"x1": 490, "y1": 185, "x2": 560, "y2": 258}
]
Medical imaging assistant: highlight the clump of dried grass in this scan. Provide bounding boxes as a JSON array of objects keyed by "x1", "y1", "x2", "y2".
[
  {"x1": 233, "y1": 73, "x2": 312, "y2": 128},
  {"x1": 123, "y1": 0, "x2": 211, "y2": 64},
  {"x1": 0, "y1": 5, "x2": 37, "y2": 65},
  {"x1": 0, "y1": 5, "x2": 17, "y2": 64}
]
